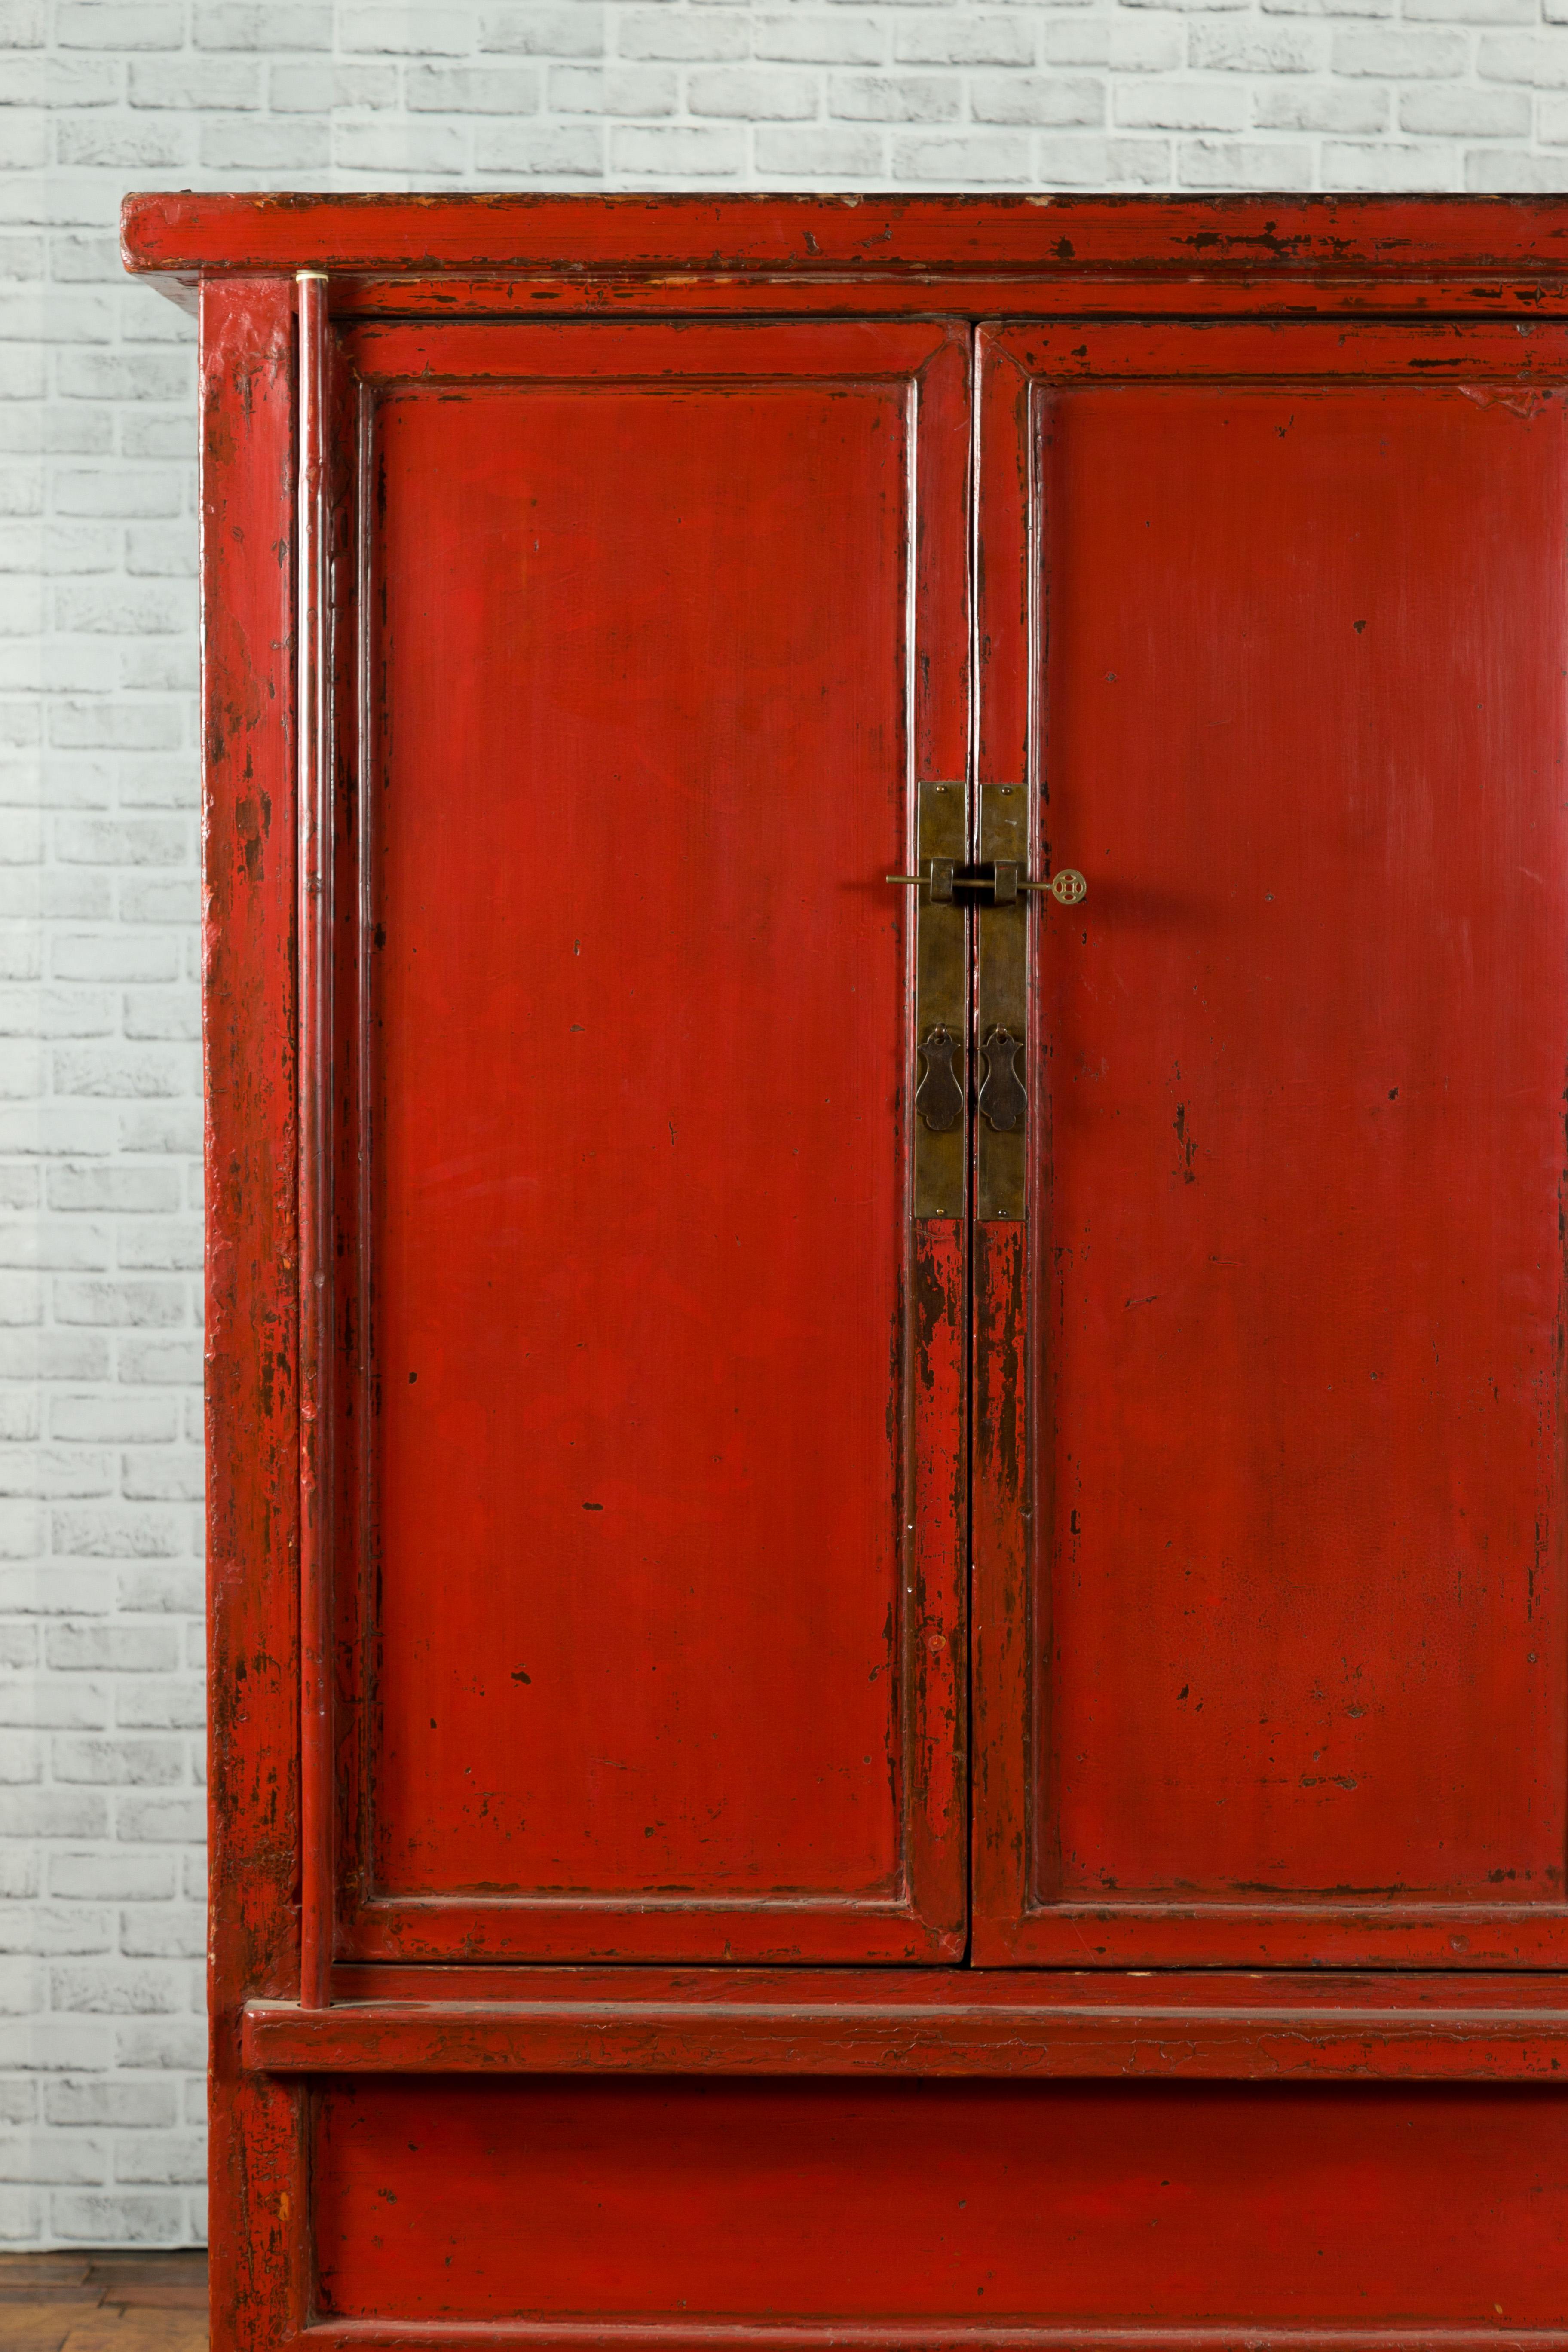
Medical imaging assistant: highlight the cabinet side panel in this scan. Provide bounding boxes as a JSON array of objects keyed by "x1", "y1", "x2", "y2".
[{"x1": 201, "y1": 275, "x2": 310, "y2": 2352}]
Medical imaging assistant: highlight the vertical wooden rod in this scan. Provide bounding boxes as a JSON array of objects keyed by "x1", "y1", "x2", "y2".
[{"x1": 296, "y1": 270, "x2": 332, "y2": 2009}]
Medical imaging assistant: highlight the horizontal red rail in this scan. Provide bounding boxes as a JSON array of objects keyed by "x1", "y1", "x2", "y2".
[{"x1": 243, "y1": 1969, "x2": 1568, "y2": 2081}]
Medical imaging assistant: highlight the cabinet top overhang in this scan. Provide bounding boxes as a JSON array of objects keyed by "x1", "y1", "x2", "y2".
[{"x1": 121, "y1": 191, "x2": 1568, "y2": 319}]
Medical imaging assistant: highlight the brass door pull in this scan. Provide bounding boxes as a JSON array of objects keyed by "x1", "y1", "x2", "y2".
[
  {"x1": 915, "y1": 1026, "x2": 965, "y2": 1133},
  {"x1": 978, "y1": 1028, "x2": 1027, "y2": 1134},
  {"x1": 887, "y1": 861, "x2": 1087, "y2": 908}
]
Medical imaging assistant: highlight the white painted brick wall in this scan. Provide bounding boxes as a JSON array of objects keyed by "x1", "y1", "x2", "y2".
[{"x1": 0, "y1": 0, "x2": 1564, "y2": 2254}]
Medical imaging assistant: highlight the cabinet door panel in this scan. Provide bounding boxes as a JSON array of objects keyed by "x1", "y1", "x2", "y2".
[
  {"x1": 339, "y1": 322, "x2": 969, "y2": 1963},
  {"x1": 974, "y1": 322, "x2": 1568, "y2": 1966}
]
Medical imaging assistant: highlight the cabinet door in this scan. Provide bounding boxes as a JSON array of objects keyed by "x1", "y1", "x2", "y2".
[
  {"x1": 332, "y1": 321, "x2": 969, "y2": 1964},
  {"x1": 972, "y1": 321, "x2": 1568, "y2": 1967}
]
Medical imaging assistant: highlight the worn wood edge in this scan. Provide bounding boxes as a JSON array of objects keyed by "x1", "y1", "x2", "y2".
[
  {"x1": 242, "y1": 1991, "x2": 1568, "y2": 2078},
  {"x1": 282, "y1": 2327, "x2": 1568, "y2": 2350},
  {"x1": 121, "y1": 193, "x2": 1568, "y2": 284}
]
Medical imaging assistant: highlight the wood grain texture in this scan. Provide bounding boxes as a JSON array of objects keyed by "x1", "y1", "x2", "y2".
[
  {"x1": 200, "y1": 274, "x2": 311, "y2": 2352},
  {"x1": 308, "y1": 2076, "x2": 1568, "y2": 2331},
  {"x1": 973, "y1": 322, "x2": 1568, "y2": 1969},
  {"x1": 119, "y1": 192, "x2": 1568, "y2": 286},
  {"x1": 339, "y1": 319, "x2": 969, "y2": 1963},
  {"x1": 181, "y1": 205, "x2": 1568, "y2": 2352},
  {"x1": 243, "y1": 1968, "x2": 1568, "y2": 2080}
]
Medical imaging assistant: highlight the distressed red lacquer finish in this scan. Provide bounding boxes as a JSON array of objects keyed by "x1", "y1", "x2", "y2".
[
  {"x1": 973, "y1": 318, "x2": 1568, "y2": 1967},
  {"x1": 199, "y1": 277, "x2": 311, "y2": 2352},
  {"x1": 336, "y1": 319, "x2": 968, "y2": 1963},
  {"x1": 150, "y1": 199, "x2": 1568, "y2": 2352}
]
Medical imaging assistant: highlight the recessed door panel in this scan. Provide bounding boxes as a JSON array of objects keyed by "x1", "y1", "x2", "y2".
[
  {"x1": 974, "y1": 325, "x2": 1568, "y2": 1965},
  {"x1": 340, "y1": 323, "x2": 969, "y2": 1962}
]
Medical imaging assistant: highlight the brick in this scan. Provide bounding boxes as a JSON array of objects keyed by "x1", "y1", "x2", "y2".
[
  {"x1": 1115, "y1": 80, "x2": 1250, "y2": 127},
  {"x1": 753, "y1": 14, "x2": 883, "y2": 65},
  {"x1": 0, "y1": 1734, "x2": 41, "y2": 1782},
  {"x1": 609, "y1": 124, "x2": 749, "y2": 172},
  {"x1": 753, "y1": 126, "x2": 886, "y2": 173},
  {"x1": 53, "y1": 934, "x2": 180, "y2": 983},
  {"x1": 112, "y1": 1676, "x2": 202, "y2": 1729},
  {"x1": 55, "y1": 2, "x2": 184, "y2": 47},
  {"x1": 128, "y1": 57, "x2": 262, "y2": 106},
  {"x1": 0, "y1": 1896, "x2": 111, "y2": 1951},
  {"x1": 126, "y1": 525, "x2": 199, "y2": 579},
  {"x1": 619, "y1": 8, "x2": 749, "y2": 59},
  {"x1": 113, "y1": 2130, "x2": 206, "y2": 2182},
  {"x1": 1405, "y1": 0, "x2": 1534, "y2": 16},
  {"x1": 54, "y1": 1046, "x2": 196, "y2": 1101},
  {"x1": 117, "y1": 1906, "x2": 204, "y2": 1958},
  {"x1": 0, "y1": 1441, "x2": 113, "y2": 1493},
  {"x1": 478, "y1": 6, "x2": 603, "y2": 54},
  {"x1": 52, "y1": 1962, "x2": 184, "y2": 2012},
  {"x1": 122, "y1": 991, "x2": 198, "y2": 1042},
  {"x1": 0, "y1": 1559, "x2": 110, "y2": 1607},
  {"x1": 112, "y1": 2018, "x2": 203, "y2": 2070},
  {"x1": 1478, "y1": 32, "x2": 1568, "y2": 85},
  {"x1": 192, "y1": 1, "x2": 331, "y2": 45},
  {"x1": 893, "y1": 14, "x2": 1035, "y2": 64},
  {"x1": 1256, "y1": 80, "x2": 1390, "y2": 128},
  {"x1": 406, "y1": 64, "x2": 542, "y2": 110},
  {"x1": 0, "y1": 1275, "x2": 40, "y2": 1324},
  {"x1": 51, "y1": 1395, "x2": 179, "y2": 1443},
  {"x1": 1464, "y1": 149, "x2": 1568, "y2": 185},
  {"x1": 44, "y1": 2076, "x2": 178, "y2": 2127},
  {"x1": 827, "y1": 70, "x2": 961, "y2": 120},
  {"x1": 45, "y1": 1621, "x2": 179, "y2": 1672},
  {"x1": 971, "y1": 74, "x2": 1105, "y2": 124},
  {"x1": 0, "y1": 1212, "x2": 110, "y2": 1265},
  {"x1": 0, "y1": 2080, "x2": 37, "y2": 2125},
  {"x1": 1188, "y1": 22, "x2": 1328, "y2": 68},
  {"x1": 117, "y1": 1341, "x2": 200, "y2": 1387},
  {"x1": 891, "y1": 129, "x2": 1034, "y2": 180},
  {"x1": 688, "y1": 65, "x2": 818, "y2": 116},
  {"x1": 117, "y1": 1564, "x2": 202, "y2": 1615},
  {"x1": 53, "y1": 1736, "x2": 185, "y2": 1785},
  {"x1": 4, "y1": 56, "x2": 122, "y2": 103},
  {"x1": 1262, "y1": 0, "x2": 1395, "y2": 17},
  {"x1": 332, "y1": 118, "x2": 470, "y2": 170},
  {"x1": 1177, "y1": 135, "x2": 1317, "y2": 183},
  {"x1": 0, "y1": 1674, "x2": 109, "y2": 1729},
  {"x1": 118, "y1": 1105, "x2": 202, "y2": 1155},
  {"x1": 0, "y1": 2132, "x2": 108, "y2": 2182},
  {"x1": 268, "y1": 62, "x2": 398, "y2": 109},
  {"x1": 54, "y1": 1281, "x2": 185, "y2": 1329},
  {"x1": 338, "y1": 3, "x2": 477, "y2": 54},
  {"x1": 1333, "y1": 26, "x2": 1468, "y2": 71},
  {"x1": 0, "y1": 1333, "x2": 110, "y2": 1381},
  {"x1": 1400, "y1": 83, "x2": 1531, "y2": 132},
  {"x1": 55, "y1": 119, "x2": 196, "y2": 168},
  {"x1": 49, "y1": 1164, "x2": 181, "y2": 1213},
  {"x1": 49, "y1": 2189, "x2": 184, "y2": 2239},
  {"x1": 1322, "y1": 136, "x2": 1465, "y2": 182},
  {"x1": 551, "y1": 64, "x2": 679, "y2": 113}
]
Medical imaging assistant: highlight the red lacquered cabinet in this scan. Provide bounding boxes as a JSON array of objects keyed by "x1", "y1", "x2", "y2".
[{"x1": 122, "y1": 193, "x2": 1568, "y2": 2351}]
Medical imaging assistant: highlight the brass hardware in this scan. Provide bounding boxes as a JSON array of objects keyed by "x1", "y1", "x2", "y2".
[
  {"x1": 975, "y1": 785, "x2": 1029, "y2": 1222},
  {"x1": 909, "y1": 781, "x2": 967, "y2": 1220},
  {"x1": 916, "y1": 1026, "x2": 965, "y2": 1133},
  {"x1": 977, "y1": 1027, "x2": 1027, "y2": 1135},
  {"x1": 888, "y1": 861, "x2": 1085, "y2": 908}
]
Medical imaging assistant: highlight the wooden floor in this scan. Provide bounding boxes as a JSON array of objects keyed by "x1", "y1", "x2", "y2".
[{"x1": 0, "y1": 2255, "x2": 206, "y2": 2352}]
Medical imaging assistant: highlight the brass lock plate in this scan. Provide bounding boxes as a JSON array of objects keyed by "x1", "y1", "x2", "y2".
[
  {"x1": 976, "y1": 783, "x2": 1029, "y2": 1224},
  {"x1": 913, "y1": 780, "x2": 967, "y2": 1222}
]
